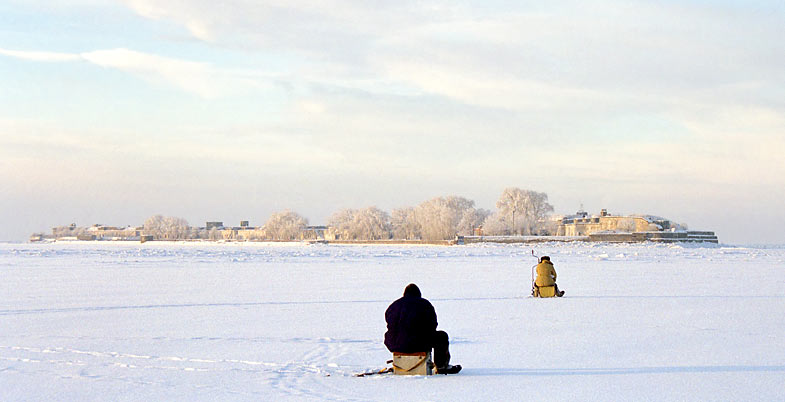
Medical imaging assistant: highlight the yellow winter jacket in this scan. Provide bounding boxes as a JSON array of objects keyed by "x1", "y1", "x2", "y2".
[{"x1": 535, "y1": 260, "x2": 557, "y2": 287}]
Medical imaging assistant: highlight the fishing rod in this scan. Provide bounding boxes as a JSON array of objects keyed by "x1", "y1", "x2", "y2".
[{"x1": 530, "y1": 249, "x2": 539, "y2": 296}]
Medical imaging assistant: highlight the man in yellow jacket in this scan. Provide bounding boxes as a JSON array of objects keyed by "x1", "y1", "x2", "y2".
[{"x1": 535, "y1": 256, "x2": 565, "y2": 297}]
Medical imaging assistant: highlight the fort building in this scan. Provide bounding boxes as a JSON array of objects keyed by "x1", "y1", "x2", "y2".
[{"x1": 557, "y1": 208, "x2": 717, "y2": 243}]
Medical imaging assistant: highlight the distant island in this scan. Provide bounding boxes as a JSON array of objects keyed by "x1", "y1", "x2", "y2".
[{"x1": 29, "y1": 188, "x2": 718, "y2": 244}]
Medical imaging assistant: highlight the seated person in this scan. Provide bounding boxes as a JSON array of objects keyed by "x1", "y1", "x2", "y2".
[
  {"x1": 384, "y1": 283, "x2": 461, "y2": 374},
  {"x1": 535, "y1": 256, "x2": 565, "y2": 297}
]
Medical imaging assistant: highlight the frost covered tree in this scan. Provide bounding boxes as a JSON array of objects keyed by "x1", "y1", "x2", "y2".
[
  {"x1": 390, "y1": 207, "x2": 421, "y2": 240},
  {"x1": 411, "y1": 196, "x2": 485, "y2": 241},
  {"x1": 494, "y1": 188, "x2": 554, "y2": 235},
  {"x1": 143, "y1": 215, "x2": 191, "y2": 240},
  {"x1": 358, "y1": 207, "x2": 392, "y2": 240},
  {"x1": 457, "y1": 207, "x2": 491, "y2": 236},
  {"x1": 480, "y1": 212, "x2": 508, "y2": 236},
  {"x1": 327, "y1": 207, "x2": 391, "y2": 240},
  {"x1": 327, "y1": 209, "x2": 354, "y2": 238},
  {"x1": 539, "y1": 217, "x2": 560, "y2": 236},
  {"x1": 263, "y1": 210, "x2": 308, "y2": 240},
  {"x1": 207, "y1": 227, "x2": 223, "y2": 241},
  {"x1": 52, "y1": 223, "x2": 86, "y2": 238}
]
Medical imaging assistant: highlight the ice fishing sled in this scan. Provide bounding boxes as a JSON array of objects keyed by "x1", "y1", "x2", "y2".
[
  {"x1": 392, "y1": 351, "x2": 434, "y2": 375},
  {"x1": 355, "y1": 352, "x2": 460, "y2": 377},
  {"x1": 532, "y1": 285, "x2": 556, "y2": 298}
]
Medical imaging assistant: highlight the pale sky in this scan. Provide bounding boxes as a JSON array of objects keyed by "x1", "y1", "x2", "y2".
[{"x1": 2, "y1": 0, "x2": 784, "y2": 244}]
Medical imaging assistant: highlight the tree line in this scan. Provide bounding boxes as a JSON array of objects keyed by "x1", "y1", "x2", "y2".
[{"x1": 143, "y1": 187, "x2": 555, "y2": 241}]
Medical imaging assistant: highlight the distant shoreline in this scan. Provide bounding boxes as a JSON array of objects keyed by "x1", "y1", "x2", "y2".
[
  {"x1": 23, "y1": 234, "x2": 724, "y2": 246},
  {"x1": 10, "y1": 240, "x2": 785, "y2": 248}
]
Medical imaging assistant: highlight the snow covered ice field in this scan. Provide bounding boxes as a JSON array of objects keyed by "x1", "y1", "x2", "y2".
[{"x1": 1, "y1": 242, "x2": 784, "y2": 401}]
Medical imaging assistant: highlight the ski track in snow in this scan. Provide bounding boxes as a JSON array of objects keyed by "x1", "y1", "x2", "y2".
[{"x1": 0, "y1": 337, "x2": 378, "y2": 400}]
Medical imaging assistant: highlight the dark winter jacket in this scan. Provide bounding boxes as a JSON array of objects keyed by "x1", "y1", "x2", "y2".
[{"x1": 384, "y1": 286, "x2": 438, "y2": 353}]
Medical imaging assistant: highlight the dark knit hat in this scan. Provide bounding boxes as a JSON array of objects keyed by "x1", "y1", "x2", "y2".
[
  {"x1": 403, "y1": 283, "x2": 421, "y2": 298},
  {"x1": 540, "y1": 256, "x2": 551, "y2": 262}
]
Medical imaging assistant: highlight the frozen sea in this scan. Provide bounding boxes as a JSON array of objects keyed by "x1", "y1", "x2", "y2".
[{"x1": 1, "y1": 241, "x2": 784, "y2": 401}]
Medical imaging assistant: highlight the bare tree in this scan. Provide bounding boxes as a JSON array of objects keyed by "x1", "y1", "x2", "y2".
[
  {"x1": 481, "y1": 212, "x2": 508, "y2": 236},
  {"x1": 358, "y1": 207, "x2": 392, "y2": 240},
  {"x1": 52, "y1": 223, "x2": 86, "y2": 238},
  {"x1": 328, "y1": 207, "x2": 391, "y2": 240},
  {"x1": 414, "y1": 196, "x2": 480, "y2": 241},
  {"x1": 539, "y1": 218, "x2": 560, "y2": 236},
  {"x1": 327, "y1": 209, "x2": 354, "y2": 240},
  {"x1": 390, "y1": 207, "x2": 421, "y2": 240},
  {"x1": 263, "y1": 210, "x2": 308, "y2": 240},
  {"x1": 495, "y1": 188, "x2": 554, "y2": 235},
  {"x1": 207, "y1": 227, "x2": 222, "y2": 241},
  {"x1": 143, "y1": 215, "x2": 191, "y2": 240},
  {"x1": 457, "y1": 207, "x2": 491, "y2": 236}
]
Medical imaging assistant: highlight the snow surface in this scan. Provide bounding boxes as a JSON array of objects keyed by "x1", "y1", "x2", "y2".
[{"x1": 2, "y1": 241, "x2": 784, "y2": 401}]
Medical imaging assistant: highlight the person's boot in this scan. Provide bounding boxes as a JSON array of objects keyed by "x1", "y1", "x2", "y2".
[
  {"x1": 437, "y1": 364, "x2": 462, "y2": 374},
  {"x1": 557, "y1": 290, "x2": 565, "y2": 297}
]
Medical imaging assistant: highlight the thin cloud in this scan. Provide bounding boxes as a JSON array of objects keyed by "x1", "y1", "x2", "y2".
[
  {"x1": 80, "y1": 48, "x2": 224, "y2": 97},
  {"x1": 115, "y1": 1, "x2": 785, "y2": 111},
  {"x1": 0, "y1": 48, "x2": 81, "y2": 62},
  {"x1": 0, "y1": 46, "x2": 267, "y2": 98}
]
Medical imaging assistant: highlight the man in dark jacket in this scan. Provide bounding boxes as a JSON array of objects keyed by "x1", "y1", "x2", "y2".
[{"x1": 384, "y1": 283, "x2": 461, "y2": 374}]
